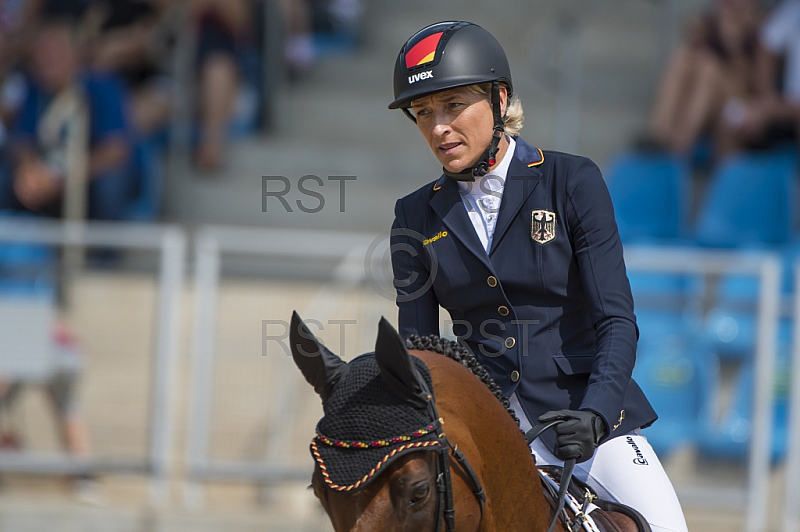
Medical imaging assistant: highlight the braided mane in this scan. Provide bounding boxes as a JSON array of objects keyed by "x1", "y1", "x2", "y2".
[{"x1": 404, "y1": 335, "x2": 520, "y2": 426}]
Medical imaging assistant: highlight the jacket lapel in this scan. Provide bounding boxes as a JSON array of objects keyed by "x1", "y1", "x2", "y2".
[
  {"x1": 429, "y1": 176, "x2": 495, "y2": 270},
  {"x1": 488, "y1": 141, "x2": 543, "y2": 256}
]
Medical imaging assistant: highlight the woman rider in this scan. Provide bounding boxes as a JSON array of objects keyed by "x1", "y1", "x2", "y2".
[{"x1": 388, "y1": 21, "x2": 688, "y2": 532}]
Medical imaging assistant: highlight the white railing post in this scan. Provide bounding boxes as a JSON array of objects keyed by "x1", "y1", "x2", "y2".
[
  {"x1": 149, "y1": 227, "x2": 186, "y2": 508},
  {"x1": 782, "y1": 261, "x2": 800, "y2": 532}
]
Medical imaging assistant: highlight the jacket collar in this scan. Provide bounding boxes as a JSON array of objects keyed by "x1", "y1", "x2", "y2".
[
  {"x1": 429, "y1": 138, "x2": 544, "y2": 264},
  {"x1": 488, "y1": 138, "x2": 543, "y2": 256}
]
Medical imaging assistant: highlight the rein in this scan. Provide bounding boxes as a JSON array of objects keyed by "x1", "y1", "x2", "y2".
[
  {"x1": 419, "y1": 383, "x2": 486, "y2": 532},
  {"x1": 436, "y1": 415, "x2": 575, "y2": 532},
  {"x1": 526, "y1": 421, "x2": 577, "y2": 532}
]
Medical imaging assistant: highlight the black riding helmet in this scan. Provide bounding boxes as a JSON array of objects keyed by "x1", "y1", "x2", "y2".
[{"x1": 389, "y1": 21, "x2": 513, "y2": 181}]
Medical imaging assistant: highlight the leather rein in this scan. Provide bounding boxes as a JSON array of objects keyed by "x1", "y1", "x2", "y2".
[
  {"x1": 430, "y1": 414, "x2": 575, "y2": 532},
  {"x1": 420, "y1": 381, "x2": 486, "y2": 532},
  {"x1": 526, "y1": 420, "x2": 578, "y2": 532},
  {"x1": 424, "y1": 382, "x2": 572, "y2": 532}
]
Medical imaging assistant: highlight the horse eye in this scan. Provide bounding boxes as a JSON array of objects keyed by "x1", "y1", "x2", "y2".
[{"x1": 409, "y1": 484, "x2": 430, "y2": 506}]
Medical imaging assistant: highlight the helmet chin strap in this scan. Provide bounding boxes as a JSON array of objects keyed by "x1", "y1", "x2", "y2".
[{"x1": 442, "y1": 81, "x2": 505, "y2": 182}]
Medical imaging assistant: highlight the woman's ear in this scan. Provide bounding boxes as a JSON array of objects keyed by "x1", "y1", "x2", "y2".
[{"x1": 499, "y1": 85, "x2": 509, "y2": 117}]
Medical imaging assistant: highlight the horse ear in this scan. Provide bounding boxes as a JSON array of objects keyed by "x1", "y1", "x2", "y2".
[
  {"x1": 374, "y1": 317, "x2": 428, "y2": 408},
  {"x1": 290, "y1": 311, "x2": 348, "y2": 401}
]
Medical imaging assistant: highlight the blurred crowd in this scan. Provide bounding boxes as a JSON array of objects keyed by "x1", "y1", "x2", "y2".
[
  {"x1": 645, "y1": 0, "x2": 799, "y2": 170},
  {"x1": 0, "y1": 0, "x2": 364, "y2": 223},
  {"x1": 0, "y1": 0, "x2": 363, "y2": 503},
  {"x1": 610, "y1": 0, "x2": 800, "y2": 468},
  {"x1": 607, "y1": 0, "x2": 800, "y2": 249}
]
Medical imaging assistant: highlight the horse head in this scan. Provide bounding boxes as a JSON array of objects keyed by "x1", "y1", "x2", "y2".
[{"x1": 290, "y1": 311, "x2": 453, "y2": 531}]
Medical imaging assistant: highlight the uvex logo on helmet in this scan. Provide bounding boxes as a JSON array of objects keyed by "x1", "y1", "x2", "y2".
[{"x1": 408, "y1": 70, "x2": 433, "y2": 84}]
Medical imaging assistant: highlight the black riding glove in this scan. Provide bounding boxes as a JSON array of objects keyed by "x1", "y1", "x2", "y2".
[{"x1": 538, "y1": 409, "x2": 609, "y2": 463}]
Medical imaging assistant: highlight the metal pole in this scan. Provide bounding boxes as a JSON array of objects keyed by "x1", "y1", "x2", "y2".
[
  {"x1": 623, "y1": 246, "x2": 781, "y2": 519},
  {"x1": 167, "y1": 2, "x2": 194, "y2": 152},
  {"x1": 182, "y1": 228, "x2": 383, "y2": 496},
  {"x1": 149, "y1": 227, "x2": 186, "y2": 508},
  {"x1": 782, "y1": 262, "x2": 800, "y2": 532},
  {"x1": 183, "y1": 231, "x2": 221, "y2": 509},
  {"x1": 0, "y1": 220, "x2": 187, "y2": 483},
  {"x1": 261, "y1": 0, "x2": 284, "y2": 132},
  {"x1": 746, "y1": 256, "x2": 781, "y2": 532}
]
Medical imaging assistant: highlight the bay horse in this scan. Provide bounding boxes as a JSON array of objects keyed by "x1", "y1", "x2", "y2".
[{"x1": 289, "y1": 312, "x2": 646, "y2": 532}]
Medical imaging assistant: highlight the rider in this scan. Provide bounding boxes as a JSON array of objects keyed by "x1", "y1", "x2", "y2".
[{"x1": 388, "y1": 21, "x2": 688, "y2": 532}]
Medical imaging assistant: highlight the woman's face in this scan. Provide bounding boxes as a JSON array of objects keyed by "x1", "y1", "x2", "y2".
[{"x1": 410, "y1": 85, "x2": 507, "y2": 174}]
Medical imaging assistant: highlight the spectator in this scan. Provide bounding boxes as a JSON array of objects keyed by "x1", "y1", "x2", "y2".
[
  {"x1": 279, "y1": 0, "x2": 315, "y2": 76},
  {"x1": 0, "y1": 73, "x2": 27, "y2": 151},
  {"x1": 0, "y1": 0, "x2": 40, "y2": 152},
  {"x1": 647, "y1": 0, "x2": 764, "y2": 159},
  {"x1": 0, "y1": 0, "x2": 40, "y2": 77},
  {"x1": 719, "y1": 0, "x2": 800, "y2": 152},
  {"x1": 37, "y1": 0, "x2": 93, "y2": 20},
  {"x1": 279, "y1": 0, "x2": 363, "y2": 77},
  {"x1": 310, "y1": 0, "x2": 362, "y2": 44},
  {"x1": 86, "y1": 0, "x2": 174, "y2": 139},
  {"x1": 0, "y1": 380, "x2": 20, "y2": 449},
  {"x1": 0, "y1": 320, "x2": 100, "y2": 504},
  {"x1": 0, "y1": 18, "x2": 132, "y2": 221},
  {"x1": 190, "y1": 0, "x2": 259, "y2": 171}
]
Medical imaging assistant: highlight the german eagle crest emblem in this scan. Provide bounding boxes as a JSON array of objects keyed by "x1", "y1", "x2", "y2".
[{"x1": 531, "y1": 210, "x2": 556, "y2": 244}]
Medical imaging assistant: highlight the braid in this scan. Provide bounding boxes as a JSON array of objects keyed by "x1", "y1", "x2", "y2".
[{"x1": 405, "y1": 335, "x2": 520, "y2": 427}]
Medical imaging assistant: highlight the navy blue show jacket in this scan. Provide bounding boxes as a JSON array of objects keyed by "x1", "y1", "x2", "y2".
[{"x1": 390, "y1": 137, "x2": 657, "y2": 449}]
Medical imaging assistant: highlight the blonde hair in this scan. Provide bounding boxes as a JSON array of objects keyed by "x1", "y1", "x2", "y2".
[{"x1": 466, "y1": 82, "x2": 524, "y2": 136}]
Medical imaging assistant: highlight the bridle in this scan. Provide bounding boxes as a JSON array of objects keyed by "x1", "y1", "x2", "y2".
[
  {"x1": 420, "y1": 378, "x2": 486, "y2": 532},
  {"x1": 432, "y1": 426, "x2": 487, "y2": 532}
]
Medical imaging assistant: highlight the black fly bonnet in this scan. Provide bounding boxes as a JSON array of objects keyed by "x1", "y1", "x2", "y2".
[
  {"x1": 290, "y1": 312, "x2": 485, "y2": 532},
  {"x1": 311, "y1": 352, "x2": 442, "y2": 491}
]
